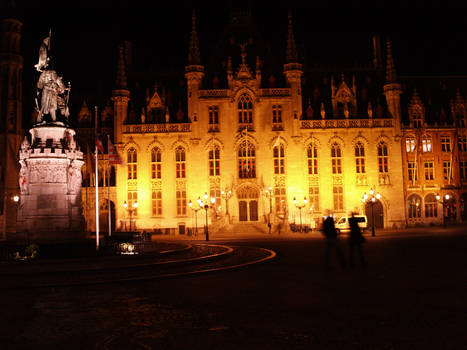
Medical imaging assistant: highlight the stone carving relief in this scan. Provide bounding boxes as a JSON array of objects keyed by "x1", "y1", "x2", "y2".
[
  {"x1": 68, "y1": 161, "x2": 82, "y2": 194},
  {"x1": 29, "y1": 161, "x2": 67, "y2": 183}
]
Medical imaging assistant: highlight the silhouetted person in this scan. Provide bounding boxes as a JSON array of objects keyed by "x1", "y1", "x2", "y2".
[
  {"x1": 322, "y1": 214, "x2": 346, "y2": 270},
  {"x1": 349, "y1": 213, "x2": 367, "y2": 268}
]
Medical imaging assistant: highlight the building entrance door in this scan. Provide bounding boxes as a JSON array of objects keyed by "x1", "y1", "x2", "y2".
[
  {"x1": 365, "y1": 200, "x2": 384, "y2": 229},
  {"x1": 237, "y1": 185, "x2": 259, "y2": 222}
]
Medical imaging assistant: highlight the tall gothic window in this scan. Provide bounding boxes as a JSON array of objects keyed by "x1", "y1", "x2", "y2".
[
  {"x1": 377, "y1": 143, "x2": 389, "y2": 173},
  {"x1": 209, "y1": 106, "x2": 219, "y2": 124},
  {"x1": 333, "y1": 186, "x2": 344, "y2": 211},
  {"x1": 355, "y1": 142, "x2": 366, "y2": 174},
  {"x1": 273, "y1": 144, "x2": 285, "y2": 174},
  {"x1": 331, "y1": 143, "x2": 342, "y2": 174},
  {"x1": 274, "y1": 186, "x2": 286, "y2": 213},
  {"x1": 406, "y1": 137, "x2": 416, "y2": 153},
  {"x1": 238, "y1": 141, "x2": 256, "y2": 178},
  {"x1": 176, "y1": 190, "x2": 186, "y2": 216},
  {"x1": 209, "y1": 145, "x2": 220, "y2": 176},
  {"x1": 175, "y1": 146, "x2": 186, "y2": 178},
  {"x1": 424, "y1": 194, "x2": 437, "y2": 218},
  {"x1": 127, "y1": 147, "x2": 137, "y2": 180},
  {"x1": 424, "y1": 161, "x2": 434, "y2": 180},
  {"x1": 152, "y1": 190, "x2": 162, "y2": 216},
  {"x1": 408, "y1": 194, "x2": 421, "y2": 218},
  {"x1": 272, "y1": 105, "x2": 283, "y2": 130},
  {"x1": 238, "y1": 93, "x2": 253, "y2": 128},
  {"x1": 307, "y1": 143, "x2": 318, "y2": 175},
  {"x1": 309, "y1": 186, "x2": 319, "y2": 211},
  {"x1": 128, "y1": 191, "x2": 138, "y2": 216},
  {"x1": 151, "y1": 147, "x2": 161, "y2": 179}
]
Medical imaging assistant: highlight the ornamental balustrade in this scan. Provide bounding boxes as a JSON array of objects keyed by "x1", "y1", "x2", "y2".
[
  {"x1": 301, "y1": 118, "x2": 394, "y2": 129},
  {"x1": 124, "y1": 123, "x2": 191, "y2": 134}
]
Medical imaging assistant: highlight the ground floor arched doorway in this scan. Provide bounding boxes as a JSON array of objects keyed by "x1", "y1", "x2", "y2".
[
  {"x1": 365, "y1": 200, "x2": 384, "y2": 229},
  {"x1": 237, "y1": 185, "x2": 259, "y2": 222}
]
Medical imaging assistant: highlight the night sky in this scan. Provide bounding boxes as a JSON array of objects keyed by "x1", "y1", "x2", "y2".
[{"x1": 2, "y1": 1, "x2": 467, "y2": 126}]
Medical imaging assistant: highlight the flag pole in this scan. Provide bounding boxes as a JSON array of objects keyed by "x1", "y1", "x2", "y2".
[
  {"x1": 95, "y1": 106, "x2": 100, "y2": 251},
  {"x1": 107, "y1": 134, "x2": 112, "y2": 237}
]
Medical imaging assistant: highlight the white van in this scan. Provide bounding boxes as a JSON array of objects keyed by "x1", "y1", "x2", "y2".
[{"x1": 335, "y1": 215, "x2": 368, "y2": 233}]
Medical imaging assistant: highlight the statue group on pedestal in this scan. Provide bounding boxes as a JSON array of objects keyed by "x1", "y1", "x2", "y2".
[{"x1": 34, "y1": 30, "x2": 71, "y2": 125}]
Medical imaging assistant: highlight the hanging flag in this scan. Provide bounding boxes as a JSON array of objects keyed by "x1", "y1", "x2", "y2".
[
  {"x1": 108, "y1": 137, "x2": 122, "y2": 165},
  {"x1": 96, "y1": 134, "x2": 105, "y2": 154}
]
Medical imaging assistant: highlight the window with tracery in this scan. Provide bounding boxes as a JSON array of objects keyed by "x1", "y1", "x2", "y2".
[
  {"x1": 408, "y1": 194, "x2": 421, "y2": 218},
  {"x1": 355, "y1": 142, "x2": 365, "y2": 174},
  {"x1": 128, "y1": 191, "x2": 138, "y2": 216},
  {"x1": 333, "y1": 186, "x2": 344, "y2": 211},
  {"x1": 238, "y1": 141, "x2": 256, "y2": 178},
  {"x1": 377, "y1": 143, "x2": 389, "y2": 173},
  {"x1": 273, "y1": 144, "x2": 285, "y2": 174},
  {"x1": 209, "y1": 146, "x2": 220, "y2": 176},
  {"x1": 307, "y1": 143, "x2": 318, "y2": 175},
  {"x1": 424, "y1": 194, "x2": 437, "y2": 218},
  {"x1": 175, "y1": 146, "x2": 186, "y2": 178},
  {"x1": 152, "y1": 190, "x2": 162, "y2": 216},
  {"x1": 127, "y1": 147, "x2": 137, "y2": 180},
  {"x1": 331, "y1": 143, "x2": 342, "y2": 174},
  {"x1": 209, "y1": 106, "x2": 219, "y2": 125},
  {"x1": 176, "y1": 190, "x2": 186, "y2": 216},
  {"x1": 274, "y1": 187, "x2": 286, "y2": 213},
  {"x1": 151, "y1": 147, "x2": 161, "y2": 179},
  {"x1": 272, "y1": 105, "x2": 282, "y2": 130},
  {"x1": 238, "y1": 94, "x2": 253, "y2": 128}
]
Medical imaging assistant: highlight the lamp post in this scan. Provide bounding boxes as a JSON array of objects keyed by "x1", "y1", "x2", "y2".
[
  {"x1": 221, "y1": 188, "x2": 233, "y2": 223},
  {"x1": 362, "y1": 188, "x2": 381, "y2": 237},
  {"x1": 199, "y1": 192, "x2": 215, "y2": 241},
  {"x1": 123, "y1": 200, "x2": 138, "y2": 232},
  {"x1": 264, "y1": 186, "x2": 273, "y2": 234},
  {"x1": 436, "y1": 193, "x2": 450, "y2": 228},
  {"x1": 293, "y1": 196, "x2": 307, "y2": 232},
  {"x1": 188, "y1": 199, "x2": 201, "y2": 236}
]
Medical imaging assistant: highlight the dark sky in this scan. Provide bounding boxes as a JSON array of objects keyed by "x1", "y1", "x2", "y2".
[{"x1": 3, "y1": 1, "x2": 467, "y2": 124}]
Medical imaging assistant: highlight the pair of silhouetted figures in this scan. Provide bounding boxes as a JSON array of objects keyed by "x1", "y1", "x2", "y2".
[{"x1": 322, "y1": 213, "x2": 367, "y2": 270}]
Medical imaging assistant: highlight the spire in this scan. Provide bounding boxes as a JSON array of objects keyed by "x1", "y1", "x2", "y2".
[
  {"x1": 385, "y1": 39, "x2": 398, "y2": 83},
  {"x1": 115, "y1": 43, "x2": 127, "y2": 90},
  {"x1": 187, "y1": 10, "x2": 200, "y2": 65},
  {"x1": 285, "y1": 10, "x2": 298, "y2": 63}
]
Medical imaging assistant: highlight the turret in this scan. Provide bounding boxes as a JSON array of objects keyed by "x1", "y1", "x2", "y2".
[
  {"x1": 283, "y1": 11, "x2": 303, "y2": 132},
  {"x1": 185, "y1": 10, "x2": 204, "y2": 132},
  {"x1": 111, "y1": 43, "x2": 130, "y2": 143},
  {"x1": 383, "y1": 39, "x2": 403, "y2": 135}
]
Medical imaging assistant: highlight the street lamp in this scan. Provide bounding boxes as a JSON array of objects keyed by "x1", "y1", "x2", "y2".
[
  {"x1": 123, "y1": 200, "x2": 138, "y2": 232},
  {"x1": 293, "y1": 196, "x2": 307, "y2": 232},
  {"x1": 362, "y1": 188, "x2": 381, "y2": 237},
  {"x1": 264, "y1": 186, "x2": 273, "y2": 234},
  {"x1": 221, "y1": 188, "x2": 233, "y2": 223},
  {"x1": 188, "y1": 199, "x2": 202, "y2": 236},
  {"x1": 436, "y1": 193, "x2": 450, "y2": 228},
  {"x1": 199, "y1": 192, "x2": 215, "y2": 241}
]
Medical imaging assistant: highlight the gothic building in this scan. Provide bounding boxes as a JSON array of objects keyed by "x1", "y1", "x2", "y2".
[{"x1": 2, "y1": 9, "x2": 466, "y2": 238}]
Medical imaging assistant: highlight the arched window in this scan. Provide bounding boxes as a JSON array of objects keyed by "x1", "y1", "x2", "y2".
[
  {"x1": 151, "y1": 147, "x2": 161, "y2": 179},
  {"x1": 238, "y1": 93, "x2": 253, "y2": 127},
  {"x1": 127, "y1": 147, "x2": 137, "y2": 180},
  {"x1": 175, "y1": 146, "x2": 186, "y2": 178},
  {"x1": 331, "y1": 142, "x2": 342, "y2": 174},
  {"x1": 377, "y1": 142, "x2": 389, "y2": 173},
  {"x1": 422, "y1": 135, "x2": 432, "y2": 153},
  {"x1": 355, "y1": 142, "x2": 365, "y2": 174},
  {"x1": 307, "y1": 143, "x2": 318, "y2": 175},
  {"x1": 273, "y1": 144, "x2": 285, "y2": 174},
  {"x1": 209, "y1": 145, "x2": 220, "y2": 176},
  {"x1": 408, "y1": 194, "x2": 422, "y2": 218},
  {"x1": 152, "y1": 190, "x2": 162, "y2": 216},
  {"x1": 238, "y1": 141, "x2": 256, "y2": 178},
  {"x1": 406, "y1": 136, "x2": 416, "y2": 153},
  {"x1": 424, "y1": 194, "x2": 437, "y2": 218}
]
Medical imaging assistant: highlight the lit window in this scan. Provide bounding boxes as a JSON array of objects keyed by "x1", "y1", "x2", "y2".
[
  {"x1": 176, "y1": 190, "x2": 186, "y2": 216},
  {"x1": 274, "y1": 187, "x2": 286, "y2": 213},
  {"x1": 210, "y1": 187, "x2": 221, "y2": 211},
  {"x1": 422, "y1": 135, "x2": 432, "y2": 153},
  {"x1": 151, "y1": 147, "x2": 161, "y2": 179},
  {"x1": 273, "y1": 144, "x2": 285, "y2": 174},
  {"x1": 441, "y1": 137, "x2": 451, "y2": 152},
  {"x1": 424, "y1": 194, "x2": 437, "y2": 218},
  {"x1": 378, "y1": 143, "x2": 389, "y2": 173},
  {"x1": 355, "y1": 142, "x2": 366, "y2": 174},
  {"x1": 209, "y1": 146, "x2": 220, "y2": 176},
  {"x1": 307, "y1": 143, "x2": 318, "y2": 175},
  {"x1": 331, "y1": 143, "x2": 342, "y2": 174},
  {"x1": 408, "y1": 194, "x2": 421, "y2": 218},
  {"x1": 424, "y1": 161, "x2": 434, "y2": 180},
  {"x1": 406, "y1": 137, "x2": 416, "y2": 153},
  {"x1": 175, "y1": 146, "x2": 186, "y2": 178},
  {"x1": 238, "y1": 141, "x2": 256, "y2": 178},
  {"x1": 333, "y1": 186, "x2": 343, "y2": 211},
  {"x1": 238, "y1": 94, "x2": 253, "y2": 128},
  {"x1": 128, "y1": 191, "x2": 138, "y2": 216},
  {"x1": 127, "y1": 147, "x2": 137, "y2": 180},
  {"x1": 152, "y1": 190, "x2": 162, "y2": 216}
]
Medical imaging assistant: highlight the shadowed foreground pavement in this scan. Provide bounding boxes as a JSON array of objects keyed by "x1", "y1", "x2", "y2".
[{"x1": 1, "y1": 226, "x2": 466, "y2": 349}]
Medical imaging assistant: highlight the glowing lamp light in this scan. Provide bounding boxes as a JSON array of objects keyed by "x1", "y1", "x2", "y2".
[
  {"x1": 369, "y1": 188, "x2": 374, "y2": 196},
  {"x1": 133, "y1": 202, "x2": 139, "y2": 209},
  {"x1": 204, "y1": 192, "x2": 208, "y2": 200},
  {"x1": 293, "y1": 197, "x2": 297, "y2": 205},
  {"x1": 376, "y1": 193, "x2": 381, "y2": 200},
  {"x1": 303, "y1": 197, "x2": 307, "y2": 204},
  {"x1": 13, "y1": 195, "x2": 19, "y2": 203},
  {"x1": 123, "y1": 201, "x2": 128, "y2": 209},
  {"x1": 211, "y1": 197, "x2": 216, "y2": 204},
  {"x1": 445, "y1": 194, "x2": 450, "y2": 200},
  {"x1": 188, "y1": 200, "x2": 193, "y2": 208},
  {"x1": 436, "y1": 194, "x2": 441, "y2": 201}
]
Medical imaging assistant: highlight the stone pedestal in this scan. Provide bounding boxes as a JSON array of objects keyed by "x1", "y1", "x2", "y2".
[{"x1": 17, "y1": 124, "x2": 85, "y2": 238}]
